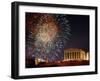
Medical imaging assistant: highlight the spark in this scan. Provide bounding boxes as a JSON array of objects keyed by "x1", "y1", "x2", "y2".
[{"x1": 26, "y1": 13, "x2": 71, "y2": 62}]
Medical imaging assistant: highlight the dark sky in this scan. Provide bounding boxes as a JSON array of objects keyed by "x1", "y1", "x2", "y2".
[{"x1": 65, "y1": 15, "x2": 89, "y2": 52}]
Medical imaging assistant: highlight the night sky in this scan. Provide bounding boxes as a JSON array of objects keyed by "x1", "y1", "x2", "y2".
[
  {"x1": 65, "y1": 15, "x2": 89, "y2": 52},
  {"x1": 25, "y1": 13, "x2": 89, "y2": 64}
]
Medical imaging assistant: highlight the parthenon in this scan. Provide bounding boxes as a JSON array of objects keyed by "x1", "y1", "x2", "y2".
[{"x1": 64, "y1": 48, "x2": 89, "y2": 61}]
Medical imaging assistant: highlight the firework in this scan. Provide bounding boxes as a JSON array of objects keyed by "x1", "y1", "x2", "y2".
[{"x1": 26, "y1": 13, "x2": 71, "y2": 62}]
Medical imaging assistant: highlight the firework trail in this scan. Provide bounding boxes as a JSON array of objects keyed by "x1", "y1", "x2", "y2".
[{"x1": 26, "y1": 13, "x2": 71, "y2": 62}]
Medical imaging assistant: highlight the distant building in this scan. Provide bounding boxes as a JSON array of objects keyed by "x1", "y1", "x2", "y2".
[
  {"x1": 35, "y1": 58, "x2": 48, "y2": 65},
  {"x1": 64, "y1": 48, "x2": 89, "y2": 61},
  {"x1": 35, "y1": 58, "x2": 44, "y2": 65}
]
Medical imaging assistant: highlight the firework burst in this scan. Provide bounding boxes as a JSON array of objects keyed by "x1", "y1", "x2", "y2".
[{"x1": 26, "y1": 13, "x2": 71, "y2": 62}]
